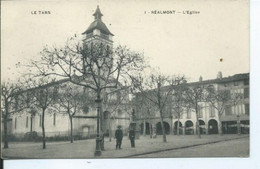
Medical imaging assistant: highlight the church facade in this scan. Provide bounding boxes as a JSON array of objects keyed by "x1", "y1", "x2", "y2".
[{"x1": 7, "y1": 6, "x2": 131, "y2": 140}]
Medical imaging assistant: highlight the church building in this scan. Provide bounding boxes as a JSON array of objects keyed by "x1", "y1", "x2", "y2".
[{"x1": 7, "y1": 6, "x2": 131, "y2": 140}]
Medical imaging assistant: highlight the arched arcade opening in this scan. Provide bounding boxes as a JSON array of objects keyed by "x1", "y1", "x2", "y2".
[
  {"x1": 199, "y1": 120, "x2": 206, "y2": 135},
  {"x1": 140, "y1": 122, "x2": 151, "y2": 135},
  {"x1": 208, "y1": 119, "x2": 218, "y2": 134},
  {"x1": 241, "y1": 120, "x2": 249, "y2": 134},
  {"x1": 185, "y1": 120, "x2": 194, "y2": 135},
  {"x1": 174, "y1": 121, "x2": 183, "y2": 135},
  {"x1": 156, "y1": 121, "x2": 170, "y2": 135}
]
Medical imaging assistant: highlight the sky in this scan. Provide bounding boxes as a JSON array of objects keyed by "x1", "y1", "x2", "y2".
[{"x1": 1, "y1": 0, "x2": 249, "y2": 83}]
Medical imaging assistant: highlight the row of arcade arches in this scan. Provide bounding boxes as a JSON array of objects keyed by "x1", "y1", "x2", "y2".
[
  {"x1": 139, "y1": 122, "x2": 171, "y2": 135},
  {"x1": 139, "y1": 119, "x2": 249, "y2": 135},
  {"x1": 173, "y1": 119, "x2": 218, "y2": 135},
  {"x1": 139, "y1": 119, "x2": 219, "y2": 135}
]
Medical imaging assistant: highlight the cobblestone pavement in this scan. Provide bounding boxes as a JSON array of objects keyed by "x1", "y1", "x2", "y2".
[{"x1": 1, "y1": 134, "x2": 249, "y2": 159}]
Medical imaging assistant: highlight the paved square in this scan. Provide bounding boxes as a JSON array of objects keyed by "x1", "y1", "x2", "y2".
[{"x1": 1, "y1": 134, "x2": 249, "y2": 158}]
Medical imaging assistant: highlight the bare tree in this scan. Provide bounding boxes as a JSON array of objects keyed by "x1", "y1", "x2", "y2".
[
  {"x1": 131, "y1": 93, "x2": 156, "y2": 138},
  {"x1": 27, "y1": 36, "x2": 145, "y2": 155},
  {"x1": 55, "y1": 83, "x2": 86, "y2": 143},
  {"x1": 22, "y1": 76, "x2": 59, "y2": 149},
  {"x1": 171, "y1": 81, "x2": 188, "y2": 136},
  {"x1": 206, "y1": 86, "x2": 243, "y2": 135},
  {"x1": 184, "y1": 85, "x2": 205, "y2": 138},
  {"x1": 131, "y1": 72, "x2": 185, "y2": 143},
  {"x1": 230, "y1": 92, "x2": 243, "y2": 135},
  {"x1": 206, "y1": 86, "x2": 230, "y2": 135},
  {"x1": 1, "y1": 81, "x2": 28, "y2": 148}
]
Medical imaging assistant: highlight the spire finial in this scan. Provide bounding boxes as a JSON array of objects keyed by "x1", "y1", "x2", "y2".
[{"x1": 93, "y1": 5, "x2": 103, "y2": 20}]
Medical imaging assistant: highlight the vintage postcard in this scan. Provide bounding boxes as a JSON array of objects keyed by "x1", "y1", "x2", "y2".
[{"x1": 1, "y1": 0, "x2": 249, "y2": 159}]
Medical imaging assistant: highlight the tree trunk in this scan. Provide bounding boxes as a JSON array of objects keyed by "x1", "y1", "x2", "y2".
[
  {"x1": 99, "y1": 98, "x2": 104, "y2": 151},
  {"x1": 3, "y1": 114, "x2": 9, "y2": 149},
  {"x1": 109, "y1": 115, "x2": 112, "y2": 142},
  {"x1": 147, "y1": 108, "x2": 152, "y2": 139},
  {"x1": 218, "y1": 112, "x2": 223, "y2": 136},
  {"x1": 177, "y1": 117, "x2": 180, "y2": 136},
  {"x1": 143, "y1": 119, "x2": 146, "y2": 136},
  {"x1": 69, "y1": 116, "x2": 74, "y2": 143},
  {"x1": 30, "y1": 115, "x2": 33, "y2": 132},
  {"x1": 159, "y1": 109, "x2": 167, "y2": 142},
  {"x1": 42, "y1": 108, "x2": 46, "y2": 149},
  {"x1": 195, "y1": 111, "x2": 201, "y2": 138},
  {"x1": 149, "y1": 116, "x2": 152, "y2": 139},
  {"x1": 4, "y1": 99, "x2": 9, "y2": 148},
  {"x1": 170, "y1": 116, "x2": 173, "y2": 135}
]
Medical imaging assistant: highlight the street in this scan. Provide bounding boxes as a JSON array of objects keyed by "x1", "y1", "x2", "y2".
[
  {"x1": 2, "y1": 134, "x2": 249, "y2": 159},
  {"x1": 134, "y1": 136, "x2": 249, "y2": 157}
]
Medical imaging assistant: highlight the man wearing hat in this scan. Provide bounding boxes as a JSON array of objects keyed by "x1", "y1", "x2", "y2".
[
  {"x1": 129, "y1": 128, "x2": 135, "y2": 148},
  {"x1": 115, "y1": 125, "x2": 123, "y2": 150}
]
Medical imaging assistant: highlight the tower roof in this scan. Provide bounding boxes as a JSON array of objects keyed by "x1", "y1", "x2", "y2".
[
  {"x1": 93, "y1": 5, "x2": 103, "y2": 20},
  {"x1": 82, "y1": 6, "x2": 114, "y2": 36}
]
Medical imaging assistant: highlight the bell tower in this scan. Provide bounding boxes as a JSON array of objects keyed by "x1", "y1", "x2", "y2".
[{"x1": 82, "y1": 6, "x2": 114, "y2": 47}]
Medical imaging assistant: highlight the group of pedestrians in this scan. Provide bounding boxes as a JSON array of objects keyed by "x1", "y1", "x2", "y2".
[{"x1": 115, "y1": 126, "x2": 135, "y2": 150}]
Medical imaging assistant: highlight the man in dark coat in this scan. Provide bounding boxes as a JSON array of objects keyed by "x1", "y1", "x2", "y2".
[
  {"x1": 115, "y1": 126, "x2": 123, "y2": 149},
  {"x1": 129, "y1": 128, "x2": 135, "y2": 148}
]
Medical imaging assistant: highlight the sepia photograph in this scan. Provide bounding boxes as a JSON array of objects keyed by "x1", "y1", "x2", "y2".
[{"x1": 1, "y1": 0, "x2": 250, "y2": 159}]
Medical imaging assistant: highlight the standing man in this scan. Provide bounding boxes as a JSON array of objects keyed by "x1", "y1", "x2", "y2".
[
  {"x1": 129, "y1": 128, "x2": 135, "y2": 148},
  {"x1": 115, "y1": 125, "x2": 123, "y2": 150}
]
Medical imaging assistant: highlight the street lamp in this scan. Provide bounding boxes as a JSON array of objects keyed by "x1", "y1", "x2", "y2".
[
  {"x1": 92, "y1": 44, "x2": 112, "y2": 156},
  {"x1": 94, "y1": 57, "x2": 103, "y2": 156},
  {"x1": 94, "y1": 97, "x2": 102, "y2": 156},
  {"x1": 80, "y1": 44, "x2": 104, "y2": 156}
]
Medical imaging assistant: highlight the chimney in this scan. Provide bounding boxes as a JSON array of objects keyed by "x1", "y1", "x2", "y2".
[
  {"x1": 199, "y1": 76, "x2": 203, "y2": 82},
  {"x1": 217, "y1": 71, "x2": 222, "y2": 79}
]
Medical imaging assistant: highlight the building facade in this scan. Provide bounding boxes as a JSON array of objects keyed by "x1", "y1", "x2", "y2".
[{"x1": 135, "y1": 72, "x2": 250, "y2": 136}]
